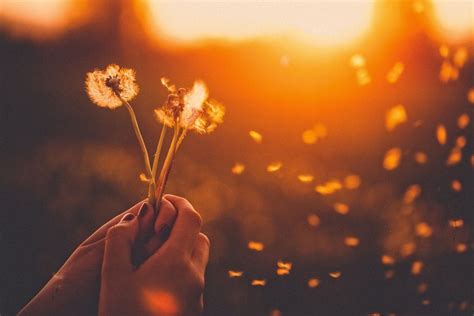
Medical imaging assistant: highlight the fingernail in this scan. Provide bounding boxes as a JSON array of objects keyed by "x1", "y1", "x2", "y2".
[
  {"x1": 138, "y1": 203, "x2": 148, "y2": 218},
  {"x1": 122, "y1": 213, "x2": 135, "y2": 222},
  {"x1": 158, "y1": 224, "x2": 171, "y2": 241}
]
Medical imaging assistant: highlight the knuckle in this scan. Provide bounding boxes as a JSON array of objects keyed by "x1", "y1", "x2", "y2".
[
  {"x1": 186, "y1": 208, "x2": 202, "y2": 228},
  {"x1": 198, "y1": 233, "x2": 210, "y2": 248}
]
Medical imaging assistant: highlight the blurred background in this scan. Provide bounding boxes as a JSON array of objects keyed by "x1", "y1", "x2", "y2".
[{"x1": 0, "y1": 0, "x2": 473, "y2": 315}]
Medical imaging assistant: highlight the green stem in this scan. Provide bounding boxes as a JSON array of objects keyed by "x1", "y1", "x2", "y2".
[
  {"x1": 121, "y1": 98, "x2": 156, "y2": 205},
  {"x1": 155, "y1": 125, "x2": 180, "y2": 209}
]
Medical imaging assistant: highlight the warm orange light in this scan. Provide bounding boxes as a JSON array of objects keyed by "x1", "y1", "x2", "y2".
[
  {"x1": 411, "y1": 261, "x2": 423, "y2": 275},
  {"x1": 228, "y1": 270, "x2": 244, "y2": 278},
  {"x1": 267, "y1": 162, "x2": 283, "y2": 173},
  {"x1": 416, "y1": 222, "x2": 433, "y2": 238},
  {"x1": 307, "y1": 214, "x2": 320, "y2": 227},
  {"x1": 381, "y1": 255, "x2": 395, "y2": 265},
  {"x1": 333, "y1": 203, "x2": 350, "y2": 215},
  {"x1": 143, "y1": 289, "x2": 179, "y2": 315},
  {"x1": 307, "y1": 278, "x2": 320, "y2": 288},
  {"x1": 231, "y1": 162, "x2": 245, "y2": 175},
  {"x1": 298, "y1": 174, "x2": 315, "y2": 183},
  {"x1": 0, "y1": 0, "x2": 79, "y2": 38},
  {"x1": 344, "y1": 236, "x2": 360, "y2": 247},
  {"x1": 145, "y1": 1, "x2": 375, "y2": 46},
  {"x1": 403, "y1": 184, "x2": 421, "y2": 204},
  {"x1": 248, "y1": 241, "x2": 264, "y2": 251},
  {"x1": 432, "y1": 1, "x2": 474, "y2": 41},
  {"x1": 344, "y1": 174, "x2": 362, "y2": 190},
  {"x1": 329, "y1": 271, "x2": 341, "y2": 278},
  {"x1": 386, "y1": 104, "x2": 408, "y2": 131},
  {"x1": 383, "y1": 147, "x2": 402, "y2": 170},
  {"x1": 251, "y1": 279, "x2": 266, "y2": 286}
]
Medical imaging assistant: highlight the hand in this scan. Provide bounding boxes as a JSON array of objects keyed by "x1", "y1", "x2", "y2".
[
  {"x1": 99, "y1": 195, "x2": 210, "y2": 316},
  {"x1": 19, "y1": 198, "x2": 179, "y2": 315}
]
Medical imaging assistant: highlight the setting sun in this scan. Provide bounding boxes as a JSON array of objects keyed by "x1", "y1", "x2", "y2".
[
  {"x1": 144, "y1": 0, "x2": 375, "y2": 46},
  {"x1": 432, "y1": 0, "x2": 474, "y2": 40}
]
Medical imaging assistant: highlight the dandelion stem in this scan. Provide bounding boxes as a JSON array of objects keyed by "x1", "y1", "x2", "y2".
[
  {"x1": 176, "y1": 128, "x2": 188, "y2": 152},
  {"x1": 121, "y1": 98, "x2": 156, "y2": 205},
  {"x1": 155, "y1": 124, "x2": 180, "y2": 209},
  {"x1": 151, "y1": 124, "x2": 167, "y2": 181}
]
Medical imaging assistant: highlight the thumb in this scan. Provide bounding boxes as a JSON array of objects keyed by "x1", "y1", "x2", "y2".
[{"x1": 102, "y1": 213, "x2": 139, "y2": 278}]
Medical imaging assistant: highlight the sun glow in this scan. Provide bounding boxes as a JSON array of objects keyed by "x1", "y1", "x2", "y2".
[
  {"x1": 432, "y1": 0, "x2": 474, "y2": 40},
  {"x1": 0, "y1": 0, "x2": 78, "y2": 36},
  {"x1": 144, "y1": 1, "x2": 375, "y2": 46}
]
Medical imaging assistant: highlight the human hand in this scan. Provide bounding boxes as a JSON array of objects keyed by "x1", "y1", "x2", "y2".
[
  {"x1": 99, "y1": 195, "x2": 210, "y2": 316},
  {"x1": 19, "y1": 198, "x2": 179, "y2": 315}
]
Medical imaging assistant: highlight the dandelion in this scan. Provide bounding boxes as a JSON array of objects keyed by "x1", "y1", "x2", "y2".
[
  {"x1": 85, "y1": 64, "x2": 139, "y2": 109},
  {"x1": 153, "y1": 78, "x2": 225, "y2": 209},
  {"x1": 85, "y1": 65, "x2": 156, "y2": 204}
]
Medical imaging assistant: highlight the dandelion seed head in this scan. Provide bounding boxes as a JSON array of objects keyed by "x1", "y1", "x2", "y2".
[
  {"x1": 85, "y1": 64, "x2": 139, "y2": 109},
  {"x1": 154, "y1": 108, "x2": 175, "y2": 128}
]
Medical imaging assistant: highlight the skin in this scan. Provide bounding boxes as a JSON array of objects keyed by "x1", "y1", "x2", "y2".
[
  {"x1": 99, "y1": 195, "x2": 209, "y2": 316},
  {"x1": 19, "y1": 195, "x2": 208, "y2": 316}
]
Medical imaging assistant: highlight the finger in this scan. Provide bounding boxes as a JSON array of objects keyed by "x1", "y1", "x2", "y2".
[
  {"x1": 137, "y1": 202, "x2": 155, "y2": 241},
  {"x1": 191, "y1": 233, "x2": 210, "y2": 275},
  {"x1": 163, "y1": 194, "x2": 202, "y2": 254},
  {"x1": 143, "y1": 198, "x2": 178, "y2": 257},
  {"x1": 82, "y1": 200, "x2": 145, "y2": 246},
  {"x1": 132, "y1": 202, "x2": 155, "y2": 265},
  {"x1": 102, "y1": 213, "x2": 139, "y2": 277}
]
